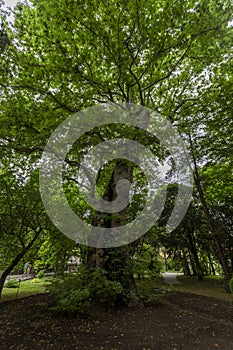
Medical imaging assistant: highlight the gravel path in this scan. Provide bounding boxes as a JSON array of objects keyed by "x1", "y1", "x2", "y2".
[{"x1": 162, "y1": 271, "x2": 183, "y2": 284}]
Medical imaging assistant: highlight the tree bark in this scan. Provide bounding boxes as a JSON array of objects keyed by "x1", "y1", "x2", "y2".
[{"x1": 87, "y1": 160, "x2": 139, "y2": 303}]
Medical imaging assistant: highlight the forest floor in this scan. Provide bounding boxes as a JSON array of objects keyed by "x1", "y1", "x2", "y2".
[{"x1": 0, "y1": 289, "x2": 233, "y2": 350}]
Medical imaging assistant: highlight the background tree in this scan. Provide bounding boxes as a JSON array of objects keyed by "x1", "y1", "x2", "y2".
[{"x1": 0, "y1": 170, "x2": 47, "y2": 297}]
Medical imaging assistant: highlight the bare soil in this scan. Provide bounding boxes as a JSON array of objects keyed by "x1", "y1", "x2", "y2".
[{"x1": 0, "y1": 291, "x2": 233, "y2": 350}]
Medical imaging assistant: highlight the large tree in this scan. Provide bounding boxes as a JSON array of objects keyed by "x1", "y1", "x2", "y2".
[{"x1": 0, "y1": 0, "x2": 233, "y2": 301}]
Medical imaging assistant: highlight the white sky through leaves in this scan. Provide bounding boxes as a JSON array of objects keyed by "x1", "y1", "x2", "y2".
[{"x1": 3, "y1": 0, "x2": 18, "y2": 8}]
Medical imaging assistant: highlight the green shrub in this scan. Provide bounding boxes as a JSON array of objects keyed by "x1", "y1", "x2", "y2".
[
  {"x1": 137, "y1": 287, "x2": 157, "y2": 304},
  {"x1": 132, "y1": 244, "x2": 163, "y2": 280},
  {"x1": 48, "y1": 267, "x2": 125, "y2": 315},
  {"x1": 229, "y1": 276, "x2": 233, "y2": 293},
  {"x1": 4, "y1": 278, "x2": 19, "y2": 288},
  {"x1": 37, "y1": 270, "x2": 46, "y2": 278}
]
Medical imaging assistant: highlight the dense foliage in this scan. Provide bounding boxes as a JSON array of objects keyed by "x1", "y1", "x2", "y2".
[{"x1": 0, "y1": 0, "x2": 232, "y2": 303}]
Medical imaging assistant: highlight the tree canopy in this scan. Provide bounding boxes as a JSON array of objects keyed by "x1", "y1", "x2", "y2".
[{"x1": 0, "y1": 0, "x2": 233, "y2": 302}]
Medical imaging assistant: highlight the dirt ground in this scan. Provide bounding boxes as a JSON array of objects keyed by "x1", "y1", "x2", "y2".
[{"x1": 0, "y1": 291, "x2": 233, "y2": 350}]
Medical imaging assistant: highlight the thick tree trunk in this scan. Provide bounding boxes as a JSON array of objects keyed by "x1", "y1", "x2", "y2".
[
  {"x1": 88, "y1": 160, "x2": 139, "y2": 303},
  {"x1": 0, "y1": 230, "x2": 41, "y2": 298}
]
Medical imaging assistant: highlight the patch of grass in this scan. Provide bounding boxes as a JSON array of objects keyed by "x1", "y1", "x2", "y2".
[
  {"x1": 1, "y1": 277, "x2": 52, "y2": 302},
  {"x1": 136, "y1": 274, "x2": 233, "y2": 302},
  {"x1": 174, "y1": 275, "x2": 233, "y2": 302}
]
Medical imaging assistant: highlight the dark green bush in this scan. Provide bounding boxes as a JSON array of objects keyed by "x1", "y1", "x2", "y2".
[
  {"x1": 36, "y1": 270, "x2": 46, "y2": 278},
  {"x1": 229, "y1": 276, "x2": 233, "y2": 294},
  {"x1": 4, "y1": 278, "x2": 19, "y2": 288},
  {"x1": 48, "y1": 267, "x2": 125, "y2": 315}
]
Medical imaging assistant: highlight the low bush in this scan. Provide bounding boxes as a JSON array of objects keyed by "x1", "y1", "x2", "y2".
[
  {"x1": 37, "y1": 270, "x2": 46, "y2": 278},
  {"x1": 48, "y1": 267, "x2": 126, "y2": 315},
  {"x1": 4, "y1": 278, "x2": 19, "y2": 288}
]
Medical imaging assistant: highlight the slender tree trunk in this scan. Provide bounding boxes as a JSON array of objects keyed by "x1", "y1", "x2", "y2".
[
  {"x1": 207, "y1": 253, "x2": 216, "y2": 275},
  {"x1": 189, "y1": 254, "x2": 197, "y2": 275},
  {"x1": 179, "y1": 250, "x2": 191, "y2": 276},
  {"x1": 186, "y1": 227, "x2": 203, "y2": 280},
  {"x1": 193, "y1": 163, "x2": 231, "y2": 280},
  {"x1": 163, "y1": 250, "x2": 168, "y2": 271},
  {"x1": 189, "y1": 134, "x2": 231, "y2": 280},
  {"x1": 0, "y1": 230, "x2": 41, "y2": 298}
]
